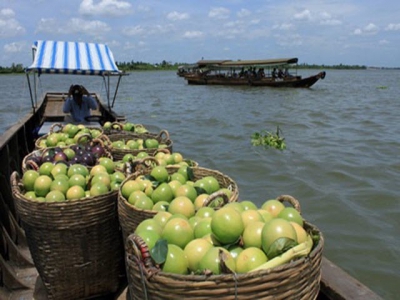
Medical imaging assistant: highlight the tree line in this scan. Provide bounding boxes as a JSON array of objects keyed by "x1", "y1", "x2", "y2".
[{"x1": 1, "y1": 60, "x2": 395, "y2": 73}]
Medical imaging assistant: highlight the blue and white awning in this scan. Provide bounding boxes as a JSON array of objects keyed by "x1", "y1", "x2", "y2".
[{"x1": 26, "y1": 40, "x2": 123, "y2": 76}]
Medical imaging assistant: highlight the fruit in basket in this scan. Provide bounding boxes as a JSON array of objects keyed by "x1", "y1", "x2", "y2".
[
  {"x1": 66, "y1": 185, "x2": 86, "y2": 200},
  {"x1": 45, "y1": 190, "x2": 66, "y2": 202},
  {"x1": 39, "y1": 162, "x2": 54, "y2": 177},
  {"x1": 98, "y1": 157, "x2": 115, "y2": 174},
  {"x1": 161, "y1": 217, "x2": 194, "y2": 249},
  {"x1": 135, "y1": 219, "x2": 163, "y2": 236},
  {"x1": 22, "y1": 170, "x2": 40, "y2": 191},
  {"x1": 68, "y1": 163, "x2": 89, "y2": 177},
  {"x1": 144, "y1": 139, "x2": 159, "y2": 149},
  {"x1": 235, "y1": 247, "x2": 268, "y2": 273},
  {"x1": 240, "y1": 200, "x2": 258, "y2": 211},
  {"x1": 193, "y1": 217, "x2": 212, "y2": 238},
  {"x1": 162, "y1": 244, "x2": 189, "y2": 275},
  {"x1": 150, "y1": 166, "x2": 169, "y2": 183},
  {"x1": 151, "y1": 183, "x2": 174, "y2": 203},
  {"x1": 261, "y1": 199, "x2": 285, "y2": 217},
  {"x1": 241, "y1": 210, "x2": 264, "y2": 228},
  {"x1": 175, "y1": 184, "x2": 197, "y2": 202},
  {"x1": 153, "y1": 211, "x2": 172, "y2": 228},
  {"x1": 198, "y1": 246, "x2": 235, "y2": 275},
  {"x1": 51, "y1": 163, "x2": 68, "y2": 178},
  {"x1": 50, "y1": 177, "x2": 69, "y2": 195},
  {"x1": 203, "y1": 176, "x2": 220, "y2": 194},
  {"x1": 290, "y1": 222, "x2": 308, "y2": 244},
  {"x1": 91, "y1": 173, "x2": 111, "y2": 189},
  {"x1": 184, "y1": 238, "x2": 213, "y2": 272},
  {"x1": 211, "y1": 207, "x2": 244, "y2": 244},
  {"x1": 168, "y1": 196, "x2": 195, "y2": 218},
  {"x1": 34, "y1": 175, "x2": 53, "y2": 197},
  {"x1": 90, "y1": 182, "x2": 109, "y2": 196},
  {"x1": 68, "y1": 174, "x2": 87, "y2": 190},
  {"x1": 261, "y1": 218, "x2": 297, "y2": 259},
  {"x1": 278, "y1": 207, "x2": 304, "y2": 227},
  {"x1": 242, "y1": 221, "x2": 264, "y2": 249}
]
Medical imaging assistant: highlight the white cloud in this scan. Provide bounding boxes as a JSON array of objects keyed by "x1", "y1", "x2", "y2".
[
  {"x1": 294, "y1": 9, "x2": 312, "y2": 21},
  {"x1": 353, "y1": 23, "x2": 379, "y2": 35},
  {"x1": 385, "y1": 23, "x2": 400, "y2": 31},
  {"x1": 1, "y1": 8, "x2": 15, "y2": 18},
  {"x1": 208, "y1": 7, "x2": 230, "y2": 19},
  {"x1": 122, "y1": 25, "x2": 144, "y2": 36},
  {"x1": 3, "y1": 41, "x2": 25, "y2": 53},
  {"x1": 0, "y1": 8, "x2": 25, "y2": 37},
  {"x1": 237, "y1": 9, "x2": 251, "y2": 18},
  {"x1": 167, "y1": 11, "x2": 189, "y2": 21},
  {"x1": 79, "y1": 0, "x2": 132, "y2": 16},
  {"x1": 273, "y1": 23, "x2": 294, "y2": 30},
  {"x1": 183, "y1": 31, "x2": 203, "y2": 38},
  {"x1": 36, "y1": 18, "x2": 110, "y2": 36},
  {"x1": 379, "y1": 39, "x2": 389, "y2": 45},
  {"x1": 319, "y1": 12, "x2": 341, "y2": 26}
]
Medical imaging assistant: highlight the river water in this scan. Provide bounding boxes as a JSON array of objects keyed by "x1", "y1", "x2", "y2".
[{"x1": 1, "y1": 69, "x2": 399, "y2": 299}]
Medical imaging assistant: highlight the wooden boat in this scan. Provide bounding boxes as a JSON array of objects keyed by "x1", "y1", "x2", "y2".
[
  {"x1": 0, "y1": 40, "x2": 381, "y2": 299},
  {"x1": 183, "y1": 58, "x2": 326, "y2": 88}
]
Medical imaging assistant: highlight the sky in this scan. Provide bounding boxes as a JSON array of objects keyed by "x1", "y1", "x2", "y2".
[{"x1": 1, "y1": 0, "x2": 399, "y2": 68}]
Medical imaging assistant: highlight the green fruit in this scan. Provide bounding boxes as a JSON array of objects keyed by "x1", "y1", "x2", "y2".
[
  {"x1": 277, "y1": 207, "x2": 304, "y2": 227},
  {"x1": 235, "y1": 247, "x2": 267, "y2": 273},
  {"x1": 162, "y1": 244, "x2": 189, "y2": 274},
  {"x1": 198, "y1": 246, "x2": 235, "y2": 275},
  {"x1": 151, "y1": 182, "x2": 174, "y2": 203},
  {"x1": 161, "y1": 218, "x2": 194, "y2": 249},
  {"x1": 22, "y1": 170, "x2": 40, "y2": 191},
  {"x1": 211, "y1": 207, "x2": 244, "y2": 244},
  {"x1": 34, "y1": 175, "x2": 53, "y2": 197},
  {"x1": 150, "y1": 166, "x2": 169, "y2": 183}
]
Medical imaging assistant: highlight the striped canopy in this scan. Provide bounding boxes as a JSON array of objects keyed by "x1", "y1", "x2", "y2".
[{"x1": 26, "y1": 40, "x2": 123, "y2": 75}]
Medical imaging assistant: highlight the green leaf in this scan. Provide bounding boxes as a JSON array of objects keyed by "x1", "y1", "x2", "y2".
[
  {"x1": 150, "y1": 239, "x2": 168, "y2": 265},
  {"x1": 187, "y1": 166, "x2": 195, "y2": 181},
  {"x1": 267, "y1": 237, "x2": 298, "y2": 259}
]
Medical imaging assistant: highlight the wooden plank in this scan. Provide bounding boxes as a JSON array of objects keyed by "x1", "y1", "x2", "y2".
[{"x1": 320, "y1": 257, "x2": 383, "y2": 300}]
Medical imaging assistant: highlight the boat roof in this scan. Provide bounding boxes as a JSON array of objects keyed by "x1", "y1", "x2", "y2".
[
  {"x1": 25, "y1": 40, "x2": 124, "y2": 76},
  {"x1": 196, "y1": 60, "x2": 232, "y2": 67},
  {"x1": 219, "y1": 58, "x2": 298, "y2": 67}
]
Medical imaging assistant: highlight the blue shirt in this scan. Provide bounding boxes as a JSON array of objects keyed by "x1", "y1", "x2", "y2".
[{"x1": 63, "y1": 95, "x2": 97, "y2": 122}]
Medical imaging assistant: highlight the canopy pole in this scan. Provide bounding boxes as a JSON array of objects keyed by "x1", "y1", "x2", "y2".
[
  {"x1": 26, "y1": 73, "x2": 36, "y2": 113},
  {"x1": 111, "y1": 74, "x2": 123, "y2": 108}
]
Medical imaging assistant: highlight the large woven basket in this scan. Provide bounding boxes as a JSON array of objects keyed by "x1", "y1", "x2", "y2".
[
  {"x1": 125, "y1": 218, "x2": 323, "y2": 300},
  {"x1": 118, "y1": 165, "x2": 239, "y2": 242},
  {"x1": 10, "y1": 171, "x2": 126, "y2": 300},
  {"x1": 104, "y1": 130, "x2": 173, "y2": 161},
  {"x1": 35, "y1": 123, "x2": 104, "y2": 149}
]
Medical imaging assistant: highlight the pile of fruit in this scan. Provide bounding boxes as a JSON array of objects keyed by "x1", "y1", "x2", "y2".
[
  {"x1": 133, "y1": 198, "x2": 316, "y2": 275},
  {"x1": 120, "y1": 165, "x2": 234, "y2": 213},
  {"x1": 36, "y1": 123, "x2": 103, "y2": 149},
  {"x1": 102, "y1": 121, "x2": 148, "y2": 133},
  {"x1": 20, "y1": 157, "x2": 126, "y2": 202}
]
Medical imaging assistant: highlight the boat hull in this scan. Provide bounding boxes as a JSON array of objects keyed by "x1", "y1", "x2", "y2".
[{"x1": 185, "y1": 71, "x2": 326, "y2": 88}]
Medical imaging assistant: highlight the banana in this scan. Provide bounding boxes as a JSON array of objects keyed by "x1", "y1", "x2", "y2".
[{"x1": 249, "y1": 234, "x2": 313, "y2": 272}]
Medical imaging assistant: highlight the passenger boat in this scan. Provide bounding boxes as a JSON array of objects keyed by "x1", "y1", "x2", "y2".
[
  {"x1": 183, "y1": 58, "x2": 326, "y2": 88},
  {"x1": 0, "y1": 40, "x2": 381, "y2": 299}
]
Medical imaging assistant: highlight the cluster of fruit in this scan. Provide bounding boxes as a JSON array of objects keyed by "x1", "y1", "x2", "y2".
[
  {"x1": 109, "y1": 137, "x2": 167, "y2": 151},
  {"x1": 120, "y1": 165, "x2": 232, "y2": 213},
  {"x1": 251, "y1": 126, "x2": 286, "y2": 150},
  {"x1": 118, "y1": 151, "x2": 196, "y2": 169},
  {"x1": 21, "y1": 157, "x2": 126, "y2": 202},
  {"x1": 25, "y1": 142, "x2": 109, "y2": 169},
  {"x1": 134, "y1": 198, "x2": 314, "y2": 275},
  {"x1": 103, "y1": 121, "x2": 148, "y2": 133},
  {"x1": 36, "y1": 123, "x2": 103, "y2": 148}
]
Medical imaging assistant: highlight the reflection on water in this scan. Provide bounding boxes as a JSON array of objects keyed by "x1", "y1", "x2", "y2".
[{"x1": 1, "y1": 70, "x2": 400, "y2": 298}]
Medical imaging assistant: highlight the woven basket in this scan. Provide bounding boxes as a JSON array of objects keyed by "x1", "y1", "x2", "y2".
[
  {"x1": 10, "y1": 171, "x2": 126, "y2": 300},
  {"x1": 104, "y1": 130, "x2": 173, "y2": 161},
  {"x1": 35, "y1": 123, "x2": 104, "y2": 149},
  {"x1": 125, "y1": 218, "x2": 323, "y2": 300},
  {"x1": 118, "y1": 165, "x2": 239, "y2": 242}
]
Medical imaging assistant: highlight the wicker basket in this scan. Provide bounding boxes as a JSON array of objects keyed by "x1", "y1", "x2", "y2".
[
  {"x1": 125, "y1": 218, "x2": 323, "y2": 300},
  {"x1": 103, "y1": 122, "x2": 148, "y2": 135},
  {"x1": 104, "y1": 130, "x2": 173, "y2": 161},
  {"x1": 118, "y1": 165, "x2": 239, "y2": 242},
  {"x1": 10, "y1": 171, "x2": 126, "y2": 300},
  {"x1": 35, "y1": 123, "x2": 104, "y2": 149}
]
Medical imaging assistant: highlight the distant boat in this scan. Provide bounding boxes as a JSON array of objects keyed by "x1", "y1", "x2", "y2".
[{"x1": 183, "y1": 58, "x2": 326, "y2": 88}]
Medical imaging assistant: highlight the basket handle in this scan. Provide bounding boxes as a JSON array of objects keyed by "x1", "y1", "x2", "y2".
[
  {"x1": 202, "y1": 190, "x2": 230, "y2": 209},
  {"x1": 156, "y1": 130, "x2": 170, "y2": 142},
  {"x1": 276, "y1": 194, "x2": 301, "y2": 213},
  {"x1": 49, "y1": 123, "x2": 63, "y2": 133},
  {"x1": 10, "y1": 171, "x2": 24, "y2": 194},
  {"x1": 111, "y1": 122, "x2": 124, "y2": 130},
  {"x1": 126, "y1": 234, "x2": 156, "y2": 270},
  {"x1": 152, "y1": 148, "x2": 171, "y2": 156},
  {"x1": 76, "y1": 133, "x2": 93, "y2": 145},
  {"x1": 24, "y1": 159, "x2": 40, "y2": 171}
]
